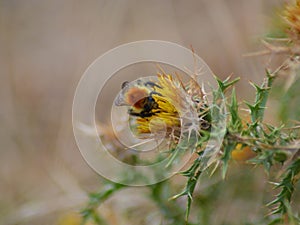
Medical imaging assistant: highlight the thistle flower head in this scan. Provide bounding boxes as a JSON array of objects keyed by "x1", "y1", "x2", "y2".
[
  {"x1": 283, "y1": 0, "x2": 300, "y2": 40},
  {"x1": 129, "y1": 71, "x2": 209, "y2": 144}
]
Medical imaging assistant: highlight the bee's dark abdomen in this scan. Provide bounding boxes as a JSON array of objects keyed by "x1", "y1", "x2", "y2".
[{"x1": 128, "y1": 92, "x2": 161, "y2": 118}]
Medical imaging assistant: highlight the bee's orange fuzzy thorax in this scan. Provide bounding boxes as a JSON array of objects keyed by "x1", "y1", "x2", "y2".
[{"x1": 125, "y1": 87, "x2": 148, "y2": 107}]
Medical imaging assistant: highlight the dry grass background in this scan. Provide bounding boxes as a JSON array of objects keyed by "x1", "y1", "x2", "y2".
[{"x1": 0, "y1": 0, "x2": 287, "y2": 224}]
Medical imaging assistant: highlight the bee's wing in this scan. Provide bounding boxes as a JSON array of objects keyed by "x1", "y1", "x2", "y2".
[
  {"x1": 114, "y1": 91, "x2": 127, "y2": 106},
  {"x1": 114, "y1": 81, "x2": 130, "y2": 106}
]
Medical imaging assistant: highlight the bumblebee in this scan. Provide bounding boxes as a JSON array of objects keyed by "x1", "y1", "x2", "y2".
[
  {"x1": 114, "y1": 74, "x2": 187, "y2": 135},
  {"x1": 114, "y1": 79, "x2": 163, "y2": 118}
]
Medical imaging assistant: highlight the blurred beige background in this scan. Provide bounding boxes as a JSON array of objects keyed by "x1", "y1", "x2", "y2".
[{"x1": 0, "y1": 0, "x2": 284, "y2": 224}]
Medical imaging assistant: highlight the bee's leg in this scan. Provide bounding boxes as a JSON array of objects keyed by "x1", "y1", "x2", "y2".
[
  {"x1": 129, "y1": 108, "x2": 154, "y2": 118},
  {"x1": 152, "y1": 109, "x2": 161, "y2": 114},
  {"x1": 144, "y1": 81, "x2": 162, "y2": 89},
  {"x1": 149, "y1": 91, "x2": 163, "y2": 97},
  {"x1": 128, "y1": 109, "x2": 142, "y2": 117},
  {"x1": 140, "y1": 110, "x2": 160, "y2": 118}
]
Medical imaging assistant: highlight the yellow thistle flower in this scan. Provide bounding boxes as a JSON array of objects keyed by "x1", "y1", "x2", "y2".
[
  {"x1": 231, "y1": 144, "x2": 256, "y2": 162},
  {"x1": 231, "y1": 114, "x2": 256, "y2": 162}
]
